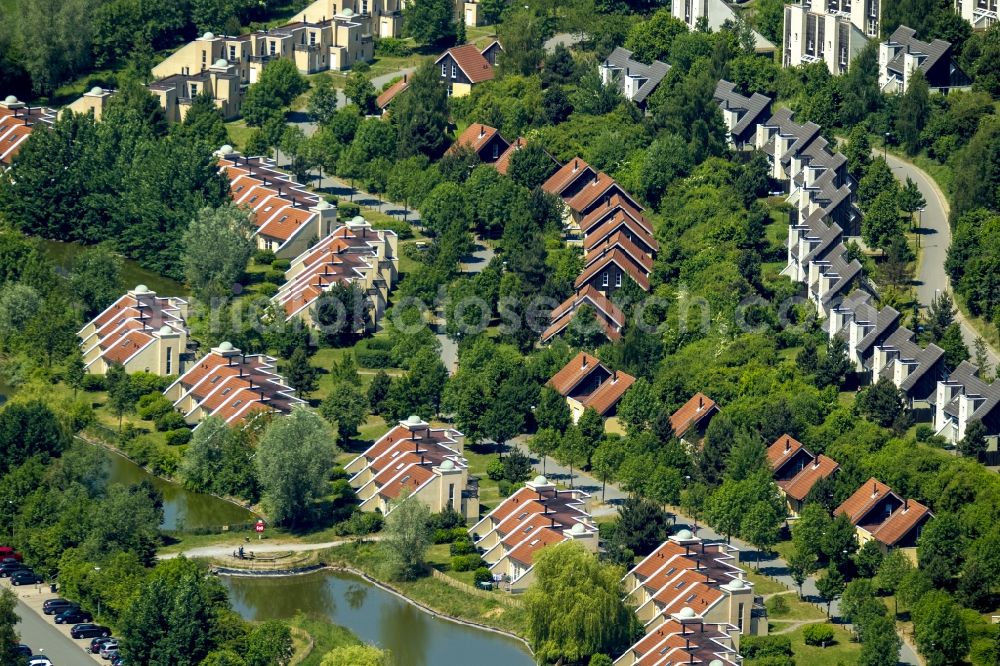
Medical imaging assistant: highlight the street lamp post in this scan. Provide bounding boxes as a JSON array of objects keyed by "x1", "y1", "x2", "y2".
[
  {"x1": 94, "y1": 567, "x2": 101, "y2": 620},
  {"x1": 884, "y1": 133, "x2": 890, "y2": 160},
  {"x1": 916, "y1": 207, "x2": 925, "y2": 248}
]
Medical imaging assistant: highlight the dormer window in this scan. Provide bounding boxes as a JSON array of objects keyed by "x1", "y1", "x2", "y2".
[{"x1": 232, "y1": 399, "x2": 243, "y2": 408}]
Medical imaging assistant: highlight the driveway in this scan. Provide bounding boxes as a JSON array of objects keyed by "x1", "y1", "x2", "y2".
[{"x1": 882, "y1": 152, "x2": 999, "y2": 368}]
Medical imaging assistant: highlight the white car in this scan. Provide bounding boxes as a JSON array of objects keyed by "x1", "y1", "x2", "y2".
[{"x1": 28, "y1": 657, "x2": 54, "y2": 666}]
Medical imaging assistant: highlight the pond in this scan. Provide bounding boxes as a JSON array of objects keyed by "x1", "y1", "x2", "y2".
[
  {"x1": 39, "y1": 239, "x2": 188, "y2": 296},
  {"x1": 222, "y1": 570, "x2": 534, "y2": 666},
  {"x1": 101, "y1": 445, "x2": 255, "y2": 531}
]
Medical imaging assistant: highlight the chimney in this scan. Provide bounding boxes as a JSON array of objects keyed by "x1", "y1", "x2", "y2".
[
  {"x1": 582, "y1": 355, "x2": 588, "y2": 369},
  {"x1": 698, "y1": 395, "x2": 704, "y2": 410},
  {"x1": 872, "y1": 481, "x2": 878, "y2": 498},
  {"x1": 785, "y1": 438, "x2": 790, "y2": 452},
  {"x1": 613, "y1": 370, "x2": 618, "y2": 382},
  {"x1": 904, "y1": 499, "x2": 908, "y2": 511},
  {"x1": 478, "y1": 125, "x2": 485, "y2": 138},
  {"x1": 573, "y1": 159, "x2": 579, "y2": 173}
]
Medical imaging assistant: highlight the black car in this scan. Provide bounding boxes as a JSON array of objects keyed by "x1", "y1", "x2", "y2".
[
  {"x1": 90, "y1": 636, "x2": 115, "y2": 654},
  {"x1": 70, "y1": 623, "x2": 110, "y2": 639},
  {"x1": 43, "y1": 598, "x2": 78, "y2": 615},
  {"x1": 0, "y1": 561, "x2": 26, "y2": 577},
  {"x1": 11, "y1": 570, "x2": 43, "y2": 586},
  {"x1": 15, "y1": 644, "x2": 31, "y2": 656},
  {"x1": 56, "y1": 608, "x2": 93, "y2": 624}
]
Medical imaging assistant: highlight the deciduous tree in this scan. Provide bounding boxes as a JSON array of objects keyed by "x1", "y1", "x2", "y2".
[
  {"x1": 182, "y1": 204, "x2": 255, "y2": 301},
  {"x1": 382, "y1": 491, "x2": 432, "y2": 581}
]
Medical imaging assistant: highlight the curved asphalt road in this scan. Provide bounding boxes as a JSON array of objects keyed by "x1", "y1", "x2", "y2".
[{"x1": 882, "y1": 152, "x2": 1000, "y2": 368}]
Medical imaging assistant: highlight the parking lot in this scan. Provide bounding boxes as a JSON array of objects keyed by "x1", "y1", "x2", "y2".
[{"x1": 5, "y1": 576, "x2": 106, "y2": 665}]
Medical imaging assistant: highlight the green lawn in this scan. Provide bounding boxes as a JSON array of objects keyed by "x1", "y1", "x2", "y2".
[
  {"x1": 744, "y1": 571, "x2": 790, "y2": 597},
  {"x1": 782, "y1": 623, "x2": 862, "y2": 665},
  {"x1": 225, "y1": 120, "x2": 255, "y2": 152}
]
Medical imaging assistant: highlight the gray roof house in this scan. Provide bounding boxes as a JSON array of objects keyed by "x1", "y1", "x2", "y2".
[
  {"x1": 713, "y1": 80, "x2": 772, "y2": 149},
  {"x1": 829, "y1": 290, "x2": 901, "y2": 372},
  {"x1": 599, "y1": 47, "x2": 670, "y2": 107},
  {"x1": 878, "y1": 26, "x2": 970, "y2": 94},
  {"x1": 934, "y1": 361, "x2": 1000, "y2": 444},
  {"x1": 872, "y1": 327, "x2": 946, "y2": 407}
]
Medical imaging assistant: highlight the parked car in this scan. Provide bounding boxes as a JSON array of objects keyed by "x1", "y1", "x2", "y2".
[
  {"x1": 70, "y1": 623, "x2": 110, "y2": 639},
  {"x1": 15, "y1": 644, "x2": 31, "y2": 656},
  {"x1": 55, "y1": 608, "x2": 92, "y2": 624},
  {"x1": 100, "y1": 641, "x2": 119, "y2": 660},
  {"x1": 90, "y1": 636, "x2": 115, "y2": 654},
  {"x1": 0, "y1": 546, "x2": 23, "y2": 562},
  {"x1": 27, "y1": 658, "x2": 53, "y2": 666},
  {"x1": 11, "y1": 570, "x2": 43, "y2": 586},
  {"x1": 43, "y1": 599, "x2": 78, "y2": 615},
  {"x1": 0, "y1": 561, "x2": 27, "y2": 577},
  {"x1": 111, "y1": 658, "x2": 125, "y2": 666}
]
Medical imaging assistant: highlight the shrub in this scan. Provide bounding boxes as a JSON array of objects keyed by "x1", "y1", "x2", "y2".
[
  {"x1": 486, "y1": 457, "x2": 505, "y2": 481},
  {"x1": 338, "y1": 202, "x2": 361, "y2": 220},
  {"x1": 355, "y1": 345, "x2": 393, "y2": 369},
  {"x1": 155, "y1": 411, "x2": 187, "y2": 432},
  {"x1": 767, "y1": 594, "x2": 790, "y2": 616},
  {"x1": 427, "y1": 507, "x2": 465, "y2": 530},
  {"x1": 270, "y1": 258, "x2": 291, "y2": 271},
  {"x1": 915, "y1": 424, "x2": 934, "y2": 442},
  {"x1": 137, "y1": 393, "x2": 174, "y2": 421},
  {"x1": 497, "y1": 480, "x2": 523, "y2": 497},
  {"x1": 370, "y1": 218, "x2": 414, "y2": 240},
  {"x1": 375, "y1": 38, "x2": 412, "y2": 57},
  {"x1": 66, "y1": 402, "x2": 95, "y2": 431},
  {"x1": 803, "y1": 624, "x2": 834, "y2": 646},
  {"x1": 335, "y1": 511, "x2": 384, "y2": 536},
  {"x1": 254, "y1": 249, "x2": 276, "y2": 265},
  {"x1": 741, "y1": 635, "x2": 793, "y2": 659},
  {"x1": 257, "y1": 282, "x2": 279, "y2": 296},
  {"x1": 131, "y1": 372, "x2": 169, "y2": 395},
  {"x1": 149, "y1": 447, "x2": 180, "y2": 476},
  {"x1": 81, "y1": 374, "x2": 107, "y2": 392},
  {"x1": 164, "y1": 428, "x2": 192, "y2": 446},
  {"x1": 451, "y1": 554, "x2": 483, "y2": 571},
  {"x1": 473, "y1": 567, "x2": 492, "y2": 585},
  {"x1": 450, "y1": 538, "x2": 476, "y2": 556},
  {"x1": 264, "y1": 269, "x2": 286, "y2": 284}
]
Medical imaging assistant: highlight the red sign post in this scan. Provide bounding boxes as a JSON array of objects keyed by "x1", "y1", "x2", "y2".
[{"x1": 255, "y1": 520, "x2": 265, "y2": 540}]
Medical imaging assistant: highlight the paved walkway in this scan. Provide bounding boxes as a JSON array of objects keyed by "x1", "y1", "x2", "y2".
[
  {"x1": 159, "y1": 539, "x2": 352, "y2": 560},
  {"x1": 881, "y1": 151, "x2": 999, "y2": 368},
  {"x1": 508, "y1": 439, "x2": 920, "y2": 665}
]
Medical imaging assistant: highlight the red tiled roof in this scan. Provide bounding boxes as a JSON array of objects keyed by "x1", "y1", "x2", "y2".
[
  {"x1": 376, "y1": 75, "x2": 409, "y2": 109},
  {"x1": 541, "y1": 157, "x2": 595, "y2": 197},
  {"x1": 447, "y1": 123, "x2": 504, "y2": 157},
  {"x1": 631, "y1": 541, "x2": 688, "y2": 581},
  {"x1": 547, "y1": 351, "x2": 604, "y2": 396},
  {"x1": 437, "y1": 44, "x2": 495, "y2": 83},
  {"x1": 506, "y1": 526, "x2": 565, "y2": 566},
  {"x1": 573, "y1": 248, "x2": 651, "y2": 291},
  {"x1": 566, "y1": 173, "x2": 640, "y2": 214},
  {"x1": 541, "y1": 286, "x2": 626, "y2": 343},
  {"x1": 582, "y1": 370, "x2": 635, "y2": 415},
  {"x1": 585, "y1": 231, "x2": 654, "y2": 274},
  {"x1": 579, "y1": 194, "x2": 651, "y2": 235},
  {"x1": 669, "y1": 393, "x2": 718, "y2": 439},
  {"x1": 101, "y1": 330, "x2": 155, "y2": 365},
  {"x1": 767, "y1": 434, "x2": 805, "y2": 470},
  {"x1": 784, "y1": 454, "x2": 839, "y2": 501},
  {"x1": 257, "y1": 205, "x2": 315, "y2": 242},
  {"x1": 583, "y1": 209, "x2": 659, "y2": 254},
  {"x1": 835, "y1": 478, "x2": 896, "y2": 525},
  {"x1": 379, "y1": 463, "x2": 435, "y2": 500},
  {"x1": 870, "y1": 499, "x2": 933, "y2": 546},
  {"x1": 494, "y1": 137, "x2": 525, "y2": 175}
]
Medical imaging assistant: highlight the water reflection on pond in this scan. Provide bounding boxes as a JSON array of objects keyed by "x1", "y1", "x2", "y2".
[{"x1": 221, "y1": 570, "x2": 533, "y2": 666}]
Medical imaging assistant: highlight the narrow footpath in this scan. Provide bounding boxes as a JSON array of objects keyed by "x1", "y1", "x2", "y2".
[{"x1": 509, "y1": 438, "x2": 922, "y2": 665}]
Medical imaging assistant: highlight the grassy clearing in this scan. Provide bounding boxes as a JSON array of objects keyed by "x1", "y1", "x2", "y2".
[
  {"x1": 226, "y1": 120, "x2": 255, "y2": 152},
  {"x1": 289, "y1": 613, "x2": 364, "y2": 666},
  {"x1": 321, "y1": 541, "x2": 529, "y2": 637},
  {"x1": 744, "y1": 571, "x2": 790, "y2": 597},
  {"x1": 782, "y1": 623, "x2": 862, "y2": 664}
]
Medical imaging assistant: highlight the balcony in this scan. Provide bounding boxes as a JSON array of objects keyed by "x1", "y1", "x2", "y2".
[
  {"x1": 294, "y1": 43, "x2": 322, "y2": 52},
  {"x1": 249, "y1": 54, "x2": 272, "y2": 63}
]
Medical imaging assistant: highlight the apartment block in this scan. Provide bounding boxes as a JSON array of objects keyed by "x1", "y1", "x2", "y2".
[
  {"x1": 274, "y1": 218, "x2": 398, "y2": 331},
  {"x1": 346, "y1": 416, "x2": 478, "y2": 520},
  {"x1": 78, "y1": 285, "x2": 189, "y2": 376},
  {"x1": 150, "y1": 61, "x2": 243, "y2": 122},
  {"x1": 955, "y1": 0, "x2": 998, "y2": 29},
  {"x1": 671, "y1": 0, "x2": 776, "y2": 53},
  {"x1": 291, "y1": 0, "x2": 404, "y2": 39},
  {"x1": 470, "y1": 476, "x2": 597, "y2": 593},
  {"x1": 0, "y1": 96, "x2": 55, "y2": 166},
  {"x1": 783, "y1": 4, "x2": 869, "y2": 75},
  {"x1": 217, "y1": 149, "x2": 339, "y2": 258},
  {"x1": 164, "y1": 342, "x2": 304, "y2": 428}
]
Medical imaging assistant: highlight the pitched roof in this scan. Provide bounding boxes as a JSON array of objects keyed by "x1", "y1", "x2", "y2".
[
  {"x1": 436, "y1": 43, "x2": 495, "y2": 83},
  {"x1": 565, "y1": 172, "x2": 639, "y2": 214},
  {"x1": 574, "y1": 248, "x2": 651, "y2": 291},
  {"x1": 601, "y1": 46, "x2": 671, "y2": 103},
  {"x1": 582, "y1": 370, "x2": 635, "y2": 415},
  {"x1": 541, "y1": 157, "x2": 595, "y2": 197},
  {"x1": 547, "y1": 351, "x2": 604, "y2": 396},
  {"x1": 582, "y1": 208, "x2": 658, "y2": 254},
  {"x1": 884, "y1": 26, "x2": 952, "y2": 77},
  {"x1": 784, "y1": 454, "x2": 839, "y2": 502},
  {"x1": 494, "y1": 137, "x2": 525, "y2": 175},
  {"x1": 767, "y1": 434, "x2": 806, "y2": 472},
  {"x1": 376, "y1": 74, "x2": 409, "y2": 110},
  {"x1": 669, "y1": 393, "x2": 718, "y2": 439},
  {"x1": 870, "y1": 499, "x2": 933, "y2": 547},
  {"x1": 714, "y1": 79, "x2": 772, "y2": 137},
  {"x1": 541, "y1": 286, "x2": 626, "y2": 344},
  {"x1": 447, "y1": 123, "x2": 505, "y2": 157},
  {"x1": 585, "y1": 231, "x2": 654, "y2": 274},
  {"x1": 835, "y1": 478, "x2": 897, "y2": 525}
]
